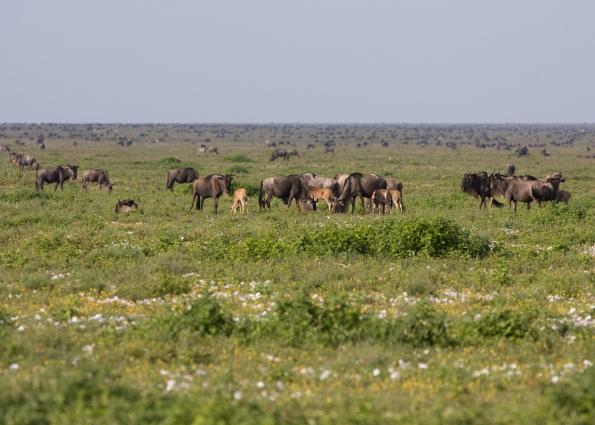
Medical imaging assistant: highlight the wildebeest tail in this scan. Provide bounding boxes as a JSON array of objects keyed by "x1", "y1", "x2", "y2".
[{"x1": 258, "y1": 180, "x2": 264, "y2": 209}]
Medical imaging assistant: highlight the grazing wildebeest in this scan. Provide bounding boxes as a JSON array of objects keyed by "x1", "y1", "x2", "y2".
[
  {"x1": 288, "y1": 149, "x2": 300, "y2": 158},
  {"x1": 258, "y1": 174, "x2": 311, "y2": 211},
  {"x1": 506, "y1": 163, "x2": 516, "y2": 176},
  {"x1": 324, "y1": 147, "x2": 335, "y2": 154},
  {"x1": 334, "y1": 173, "x2": 387, "y2": 213},
  {"x1": 385, "y1": 178, "x2": 404, "y2": 191},
  {"x1": 81, "y1": 169, "x2": 112, "y2": 192},
  {"x1": 556, "y1": 190, "x2": 571, "y2": 204},
  {"x1": 386, "y1": 188, "x2": 404, "y2": 213},
  {"x1": 115, "y1": 199, "x2": 139, "y2": 214},
  {"x1": 270, "y1": 148, "x2": 288, "y2": 161},
  {"x1": 189, "y1": 174, "x2": 234, "y2": 213},
  {"x1": 9, "y1": 152, "x2": 22, "y2": 167},
  {"x1": 371, "y1": 189, "x2": 389, "y2": 214},
  {"x1": 307, "y1": 175, "x2": 337, "y2": 193},
  {"x1": 0, "y1": 144, "x2": 10, "y2": 152},
  {"x1": 461, "y1": 172, "x2": 502, "y2": 209},
  {"x1": 489, "y1": 173, "x2": 563, "y2": 211},
  {"x1": 333, "y1": 173, "x2": 349, "y2": 196},
  {"x1": 207, "y1": 146, "x2": 219, "y2": 155},
  {"x1": 231, "y1": 188, "x2": 248, "y2": 214},
  {"x1": 308, "y1": 187, "x2": 335, "y2": 211},
  {"x1": 36, "y1": 165, "x2": 78, "y2": 191},
  {"x1": 166, "y1": 167, "x2": 198, "y2": 191}
]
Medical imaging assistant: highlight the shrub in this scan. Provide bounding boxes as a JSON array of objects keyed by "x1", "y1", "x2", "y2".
[
  {"x1": 549, "y1": 365, "x2": 595, "y2": 424},
  {"x1": 476, "y1": 309, "x2": 537, "y2": 340},
  {"x1": 396, "y1": 301, "x2": 452, "y2": 347},
  {"x1": 168, "y1": 295, "x2": 234, "y2": 337},
  {"x1": 223, "y1": 154, "x2": 253, "y2": 163}
]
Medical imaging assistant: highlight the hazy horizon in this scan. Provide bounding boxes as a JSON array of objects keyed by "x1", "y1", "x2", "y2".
[{"x1": 2, "y1": 1, "x2": 594, "y2": 123}]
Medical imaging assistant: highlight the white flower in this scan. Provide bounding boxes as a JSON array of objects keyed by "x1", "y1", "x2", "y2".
[
  {"x1": 255, "y1": 381, "x2": 265, "y2": 388},
  {"x1": 319, "y1": 369, "x2": 331, "y2": 380},
  {"x1": 165, "y1": 379, "x2": 176, "y2": 392},
  {"x1": 418, "y1": 363, "x2": 428, "y2": 369},
  {"x1": 372, "y1": 368, "x2": 381, "y2": 377},
  {"x1": 583, "y1": 360, "x2": 593, "y2": 368},
  {"x1": 82, "y1": 344, "x2": 95, "y2": 354},
  {"x1": 233, "y1": 391, "x2": 242, "y2": 400},
  {"x1": 9, "y1": 363, "x2": 19, "y2": 370},
  {"x1": 551, "y1": 375, "x2": 559, "y2": 384}
]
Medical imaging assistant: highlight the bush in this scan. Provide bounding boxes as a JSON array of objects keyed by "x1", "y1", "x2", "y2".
[
  {"x1": 396, "y1": 301, "x2": 452, "y2": 347},
  {"x1": 223, "y1": 154, "x2": 253, "y2": 163},
  {"x1": 476, "y1": 309, "x2": 537, "y2": 340},
  {"x1": 230, "y1": 182, "x2": 260, "y2": 197},
  {"x1": 168, "y1": 295, "x2": 234, "y2": 337},
  {"x1": 549, "y1": 365, "x2": 595, "y2": 425}
]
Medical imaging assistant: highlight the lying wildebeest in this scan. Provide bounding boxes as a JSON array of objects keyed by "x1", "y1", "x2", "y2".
[
  {"x1": 371, "y1": 189, "x2": 389, "y2": 214},
  {"x1": 489, "y1": 172, "x2": 564, "y2": 211},
  {"x1": 189, "y1": 174, "x2": 233, "y2": 213},
  {"x1": 308, "y1": 187, "x2": 334, "y2": 211},
  {"x1": 231, "y1": 188, "x2": 248, "y2": 214},
  {"x1": 115, "y1": 199, "x2": 139, "y2": 214},
  {"x1": 461, "y1": 172, "x2": 503, "y2": 209},
  {"x1": 166, "y1": 167, "x2": 198, "y2": 191},
  {"x1": 386, "y1": 188, "x2": 404, "y2": 213},
  {"x1": 270, "y1": 148, "x2": 288, "y2": 161},
  {"x1": 556, "y1": 190, "x2": 571, "y2": 204},
  {"x1": 259, "y1": 174, "x2": 311, "y2": 211},
  {"x1": 334, "y1": 173, "x2": 387, "y2": 213},
  {"x1": 81, "y1": 169, "x2": 112, "y2": 192},
  {"x1": 35, "y1": 164, "x2": 78, "y2": 191}
]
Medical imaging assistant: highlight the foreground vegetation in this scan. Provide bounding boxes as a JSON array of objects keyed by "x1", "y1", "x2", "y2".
[{"x1": 0, "y1": 124, "x2": 594, "y2": 424}]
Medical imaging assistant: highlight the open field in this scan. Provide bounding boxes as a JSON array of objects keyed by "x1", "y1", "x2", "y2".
[{"x1": 0, "y1": 123, "x2": 594, "y2": 424}]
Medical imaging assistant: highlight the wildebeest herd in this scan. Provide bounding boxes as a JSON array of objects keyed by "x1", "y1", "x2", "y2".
[
  {"x1": 461, "y1": 163, "x2": 569, "y2": 211},
  {"x1": 5, "y1": 145, "x2": 574, "y2": 216}
]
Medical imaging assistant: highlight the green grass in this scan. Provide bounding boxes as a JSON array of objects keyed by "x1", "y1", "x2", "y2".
[{"x1": 0, "y1": 124, "x2": 594, "y2": 424}]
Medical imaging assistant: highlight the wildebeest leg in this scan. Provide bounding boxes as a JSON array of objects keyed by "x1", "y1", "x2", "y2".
[
  {"x1": 199, "y1": 197, "x2": 206, "y2": 210},
  {"x1": 213, "y1": 196, "x2": 219, "y2": 214},
  {"x1": 350, "y1": 197, "x2": 356, "y2": 213},
  {"x1": 527, "y1": 202, "x2": 531, "y2": 210},
  {"x1": 54, "y1": 181, "x2": 60, "y2": 191},
  {"x1": 360, "y1": 196, "x2": 366, "y2": 213},
  {"x1": 189, "y1": 192, "x2": 198, "y2": 212}
]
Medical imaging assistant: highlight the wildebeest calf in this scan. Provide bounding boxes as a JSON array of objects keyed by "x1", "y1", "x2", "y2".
[
  {"x1": 386, "y1": 188, "x2": 404, "y2": 213},
  {"x1": 231, "y1": 188, "x2": 248, "y2": 214},
  {"x1": 308, "y1": 187, "x2": 334, "y2": 212}
]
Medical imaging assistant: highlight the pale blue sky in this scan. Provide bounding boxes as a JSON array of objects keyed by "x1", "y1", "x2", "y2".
[{"x1": 1, "y1": 0, "x2": 594, "y2": 123}]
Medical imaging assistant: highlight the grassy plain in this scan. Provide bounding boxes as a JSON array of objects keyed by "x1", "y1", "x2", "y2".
[{"x1": 0, "y1": 124, "x2": 594, "y2": 424}]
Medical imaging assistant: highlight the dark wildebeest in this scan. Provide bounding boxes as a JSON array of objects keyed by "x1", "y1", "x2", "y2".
[
  {"x1": 115, "y1": 199, "x2": 139, "y2": 213},
  {"x1": 556, "y1": 190, "x2": 571, "y2": 204},
  {"x1": 489, "y1": 173, "x2": 564, "y2": 211},
  {"x1": 461, "y1": 172, "x2": 503, "y2": 209},
  {"x1": 258, "y1": 174, "x2": 311, "y2": 211},
  {"x1": 81, "y1": 169, "x2": 112, "y2": 192},
  {"x1": 288, "y1": 149, "x2": 300, "y2": 158},
  {"x1": 506, "y1": 163, "x2": 516, "y2": 177},
  {"x1": 36, "y1": 165, "x2": 78, "y2": 191},
  {"x1": 9, "y1": 152, "x2": 22, "y2": 167},
  {"x1": 270, "y1": 148, "x2": 288, "y2": 161},
  {"x1": 166, "y1": 167, "x2": 198, "y2": 191},
  {"x1": 334, "y1": 173, "x2": 387, "y2": 213},
  {"x1": 189, "y1": 174, "x2": 234, "y2": 213}
]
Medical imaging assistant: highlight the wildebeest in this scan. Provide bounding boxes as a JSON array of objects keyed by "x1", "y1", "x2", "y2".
[
  {"x1": 386, "y1": 188, "x2": 404, "y2": 213},
  {"x1": 0, "y1": 144, "x2": 10, "y2": 152},
  {"x1": 115, "y1": 199, "x2": 139, "y2": 214},
  {"x1": 18, "y1": 154, "x2": 38, "y2": 175},
  {"x1": 556, "y1": 190, "x2": 571, "y2": 204},
  {"x1": 334, "y1": 173, "x2": 387, "y2": 213},
  {"x1": 288, "y1": 148, "x2": 300, "y2": 158},
  {"x1": 231, "y1": 188, "x2": 248, "y2": 214},
  {"x1": 35, "y1": 165, "x2": 78, "y2": 191},
  {"x1": 489, "y1": 173, "x2": 564, "y2": 211},
  {"x1": 461, "y1": 172, "x2": 502, "y2": 209},
  {"x1": 259, "y1": 174, "x2": 311, "y2": 211},
  {"x1": 189, "y1": 174, "x2": 234, "y2": 213},
  {"x1": 81, "y1": 169, "x2": 112, "y2": 192},
  {"x1": 197, "y1": 145, "x2": 218, "y2": 156},
  {"x1": 385, "y1": 178, "x2": 404, "y2": 191},
  {"x1": 308, "y1": 187, "x2": 334, "y2": 211},
  {"x1": 506, "y1": 163, "x2": 516, "y2": 176},
  {"x1": 371, "y1": 189, "x2": 389, "y2": 214},
  {"x1": 166, "y1": 167, "x2": 198, "y2": 191},
  {"x1": 270, "y1": 148, "x2": 288, "y2": 161}
]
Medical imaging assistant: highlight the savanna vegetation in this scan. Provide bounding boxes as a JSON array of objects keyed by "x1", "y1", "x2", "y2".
[{"x1": 0, "y1": 123, "x2": 593, "y2": 424}]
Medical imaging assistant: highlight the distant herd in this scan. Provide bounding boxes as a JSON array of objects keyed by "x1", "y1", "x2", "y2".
[{"x1": 5, "y1": 149, "x2": 571, "y2": 215}]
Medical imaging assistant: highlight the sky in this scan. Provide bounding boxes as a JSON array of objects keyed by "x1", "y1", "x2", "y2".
[{"x1": 1, "y1": 0, "x2": 594, "y2": 123}]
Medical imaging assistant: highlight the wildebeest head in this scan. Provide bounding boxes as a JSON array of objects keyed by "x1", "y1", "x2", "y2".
[
  {"x1": 67, "y1": 164, "x2": 79, "y2": 180},
  {"x1": 219, "y1": 174, "x2": 234, "y2": 193}
]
